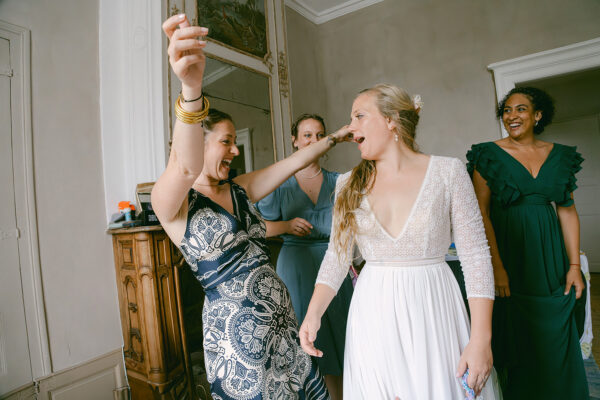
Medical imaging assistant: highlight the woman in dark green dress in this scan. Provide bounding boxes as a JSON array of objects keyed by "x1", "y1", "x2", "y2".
[{"x1": 467, "y1": 86, "x2": 588, "y2": 399}]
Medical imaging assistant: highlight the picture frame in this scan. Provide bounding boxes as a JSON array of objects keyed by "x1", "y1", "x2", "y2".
[
  {"x1": 197, "y1": 0, "x2": 269, "y2": 59},
  {"x1": 135, "y1": 182, "x2": 155, "y2": 214}
]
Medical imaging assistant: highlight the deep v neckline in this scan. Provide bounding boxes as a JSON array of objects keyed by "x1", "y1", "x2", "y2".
[
  {"x1": 492, "y1": 142, "x2": 556, "y2": 180},
  {"x1": 292, "y1": 173, "x2": 325, "y2": 207},
  {"x1": 192, "y1": 183, "x2": 241, "y2": 223},
  {"x1": 365, "y1": 156, "x2": 434, "y2": 241}
]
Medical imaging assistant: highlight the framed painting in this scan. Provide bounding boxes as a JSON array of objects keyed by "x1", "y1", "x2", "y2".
[{"x1": 197, "y1": 0, "x2": 268, "y2": 59}]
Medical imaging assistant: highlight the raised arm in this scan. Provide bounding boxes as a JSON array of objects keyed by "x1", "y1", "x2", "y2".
[
  {"x1": 234, "y1": 128, "x2": 353, "y2": 203},
  {"x1": 151, "y1": 15, "x2": 207, "y2": 235}
]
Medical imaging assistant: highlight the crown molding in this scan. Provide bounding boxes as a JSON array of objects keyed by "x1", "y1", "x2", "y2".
[{"x1": 285, "y1": 0, "x2": 383, "y2": 24}]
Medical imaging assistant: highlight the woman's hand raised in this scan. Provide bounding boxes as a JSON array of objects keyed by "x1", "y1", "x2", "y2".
[
  {"x1": 330, "y1": 125, "x2": 354, "y2": 144},
  {"x1": 162, "y1": 14, "x2": 207, "y2": 96}
]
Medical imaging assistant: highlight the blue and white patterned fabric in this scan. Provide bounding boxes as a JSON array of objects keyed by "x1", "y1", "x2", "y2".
[{"x1": 180, "y1": 182, "x2": 329, "y2": 399}]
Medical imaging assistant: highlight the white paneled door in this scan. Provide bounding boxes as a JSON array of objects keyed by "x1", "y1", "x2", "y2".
[{"x1": 0, "y1": 36, "x2": 33, "y2": 396}]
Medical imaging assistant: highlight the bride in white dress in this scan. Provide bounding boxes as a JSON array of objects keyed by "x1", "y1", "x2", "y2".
[{"x1": 299, "y1": 84, "x2": 501, "y2": 399}]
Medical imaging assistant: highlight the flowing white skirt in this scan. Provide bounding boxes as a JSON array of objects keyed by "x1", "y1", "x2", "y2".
[{"x1": 343, "y1": 261, "x2": 502, "y2": 400}]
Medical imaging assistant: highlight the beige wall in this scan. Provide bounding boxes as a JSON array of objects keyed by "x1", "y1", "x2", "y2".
[
  {"x1": 285, "y1": 11, "x2": 326, "y2": 123},
  {"x1": 0, "y1": 0, "x2": 122, "y2": 374},
  {"x1": 286, "y1": 0, "x2": 600, "y2": 172}
]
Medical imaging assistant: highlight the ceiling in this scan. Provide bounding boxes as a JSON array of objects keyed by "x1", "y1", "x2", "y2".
[{"x1": 285, "y1": 0, "x2": 384, "y2": 24}]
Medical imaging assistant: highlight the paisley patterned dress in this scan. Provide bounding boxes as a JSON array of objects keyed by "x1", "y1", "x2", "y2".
[{"x1": 179, "y1": 182, "x2": 329, "y2": 400}]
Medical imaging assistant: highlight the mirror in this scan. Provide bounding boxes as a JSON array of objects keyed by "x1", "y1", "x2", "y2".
[{"x1": 170, "y1": 56, "x2": 275, "y2": 177}]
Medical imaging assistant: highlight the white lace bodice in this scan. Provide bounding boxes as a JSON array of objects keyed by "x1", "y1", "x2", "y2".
[{"x1": 316, "y1": 156, "x2": 495, "y2": 299}]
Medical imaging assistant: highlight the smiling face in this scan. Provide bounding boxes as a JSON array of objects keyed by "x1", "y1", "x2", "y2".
[
  {"x1": 292, "y1": 118, "x2": 326, "y2": 150},
  {"x1": 502, "y1": 93, "x2": 542, "y2": 140},
  {"x1": 349, "y1": 92, "x2": 396, "y2": 160},
  {"x1": 202, "y1": 120, "x2": 240, "y2": 181}
]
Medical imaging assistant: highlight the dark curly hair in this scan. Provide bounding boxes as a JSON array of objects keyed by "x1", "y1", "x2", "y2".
[
  {"x1": 203, "y1": 109, "x2": 233, "y2": 133},
  {"x1": 496, "y1": 87, "x2": 555, "y2": 134},
  {"x1": 291, "y1": 114, "x2": 326, "y2": 141}
]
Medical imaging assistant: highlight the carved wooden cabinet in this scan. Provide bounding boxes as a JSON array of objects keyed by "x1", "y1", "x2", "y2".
[
  {"x1": 110, "y1": 226, "x2": 282, "y2": 399},
  {"x1": 110, "y1": 226, "x2": 189, "y2": 399}
]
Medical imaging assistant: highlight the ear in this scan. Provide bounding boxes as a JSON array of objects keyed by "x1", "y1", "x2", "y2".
[
  {"x1": 291, "y1": 135, "x2": 298, "y2": 149},
  {"x1": 386, "y1": 117, "x2": 397, "y2": 132},
  {"x1": 534, "y1": 110, "x2": 542, "y2": 122}
]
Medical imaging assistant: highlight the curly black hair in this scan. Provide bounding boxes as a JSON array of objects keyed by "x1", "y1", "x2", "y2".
[
  {"x1": 496, "y1": 87, "x2": 555, "y2": 134},
  {"x1": 291, "y1": 114, "x2": 327, "y2": 140}
]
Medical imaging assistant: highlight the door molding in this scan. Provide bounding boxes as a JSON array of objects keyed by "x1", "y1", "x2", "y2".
[
  {"x1": 0, "y1": 20, "x2": 51, "y2": 379},
  {"x1": 488, "y1": 37, "x2": 600, "y2": 137}
]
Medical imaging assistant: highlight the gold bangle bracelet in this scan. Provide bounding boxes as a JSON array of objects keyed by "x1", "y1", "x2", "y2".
[{"x1": 175, "y1": 94, "x2": 210, "y2": 124}]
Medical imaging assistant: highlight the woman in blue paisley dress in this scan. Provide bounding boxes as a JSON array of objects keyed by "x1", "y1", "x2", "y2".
[{"x1": 152, "y1": 14, "x2": 352, "y2": 399}]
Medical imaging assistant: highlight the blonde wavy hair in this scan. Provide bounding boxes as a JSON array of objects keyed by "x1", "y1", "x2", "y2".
[{"x1": 332, "y1": 84, "x2": 420, "y2": 260}]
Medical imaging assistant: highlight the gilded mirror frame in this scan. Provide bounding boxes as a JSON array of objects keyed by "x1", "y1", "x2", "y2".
[{"x1": 164, "y1": 0, "x2": 293, "y2": 162}]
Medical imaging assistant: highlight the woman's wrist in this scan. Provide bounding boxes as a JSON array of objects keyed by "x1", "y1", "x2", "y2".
[
  {"x1": 326, "y1": 135, "x2": 337, "y2": 147},
  {"x1": 285, "y1": 220, "x2": 293, "y2": 235},
  {"x1": 468, "y1": 334, "x2": 492, "y2": 346},
  {"x1": 181, "y1": 86, "x2": 204, "y2": 110}
]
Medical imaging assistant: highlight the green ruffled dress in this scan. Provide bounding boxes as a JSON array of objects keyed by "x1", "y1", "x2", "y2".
[{"x1": 467, "y1": 142, "x2": 588, "y2": 399}]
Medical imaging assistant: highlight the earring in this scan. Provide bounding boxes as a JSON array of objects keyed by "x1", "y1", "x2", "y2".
[
  {"x1": 535, "y1": 120, "x2": 539, "y2": 126},
  {"x1": 394, "y1": 133, "x2": 399, "y2": 142}
]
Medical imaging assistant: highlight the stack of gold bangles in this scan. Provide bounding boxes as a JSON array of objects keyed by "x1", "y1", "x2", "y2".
[{"x1": 174, "y1": 93, "x2": 210, "y2": 124}]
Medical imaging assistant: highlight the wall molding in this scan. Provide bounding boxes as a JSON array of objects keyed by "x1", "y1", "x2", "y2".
[
  {"x1": 285, "y1": 0, "x2": 383, "y2": 24},
  {"x1": 2, "y1": 349, "x2": 127, "y2": 400},
  {"x1": 488, "y1": 37, "x2": 600, "y2": 136}
]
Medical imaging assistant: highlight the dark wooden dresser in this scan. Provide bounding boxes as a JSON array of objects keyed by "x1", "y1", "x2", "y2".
[{"x1": 109, "y1": 225, "x2": 282, "y2": 399}]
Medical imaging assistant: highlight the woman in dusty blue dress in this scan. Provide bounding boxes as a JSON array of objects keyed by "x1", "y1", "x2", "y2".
[{"x1": 257, "y1": 114, "x2": 354, "y2": 400}]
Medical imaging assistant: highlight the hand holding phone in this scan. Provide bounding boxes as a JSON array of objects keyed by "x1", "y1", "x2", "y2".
[{"x1": 461, "y1": 369, "x2": 476, "y2": 400}]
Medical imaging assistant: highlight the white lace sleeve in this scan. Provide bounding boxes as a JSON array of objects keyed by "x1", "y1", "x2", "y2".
[
  {"x1": 315, "y1": 172, "x2": 352, "y2": 293},
  {"x1": 449, "y1": 158, "x2": 495, "y2": 299}
]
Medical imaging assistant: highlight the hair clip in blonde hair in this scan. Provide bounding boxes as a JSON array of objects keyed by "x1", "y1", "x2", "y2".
[{"x1": 413, "y1": 95, "x2": 424, "y2": 113}]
